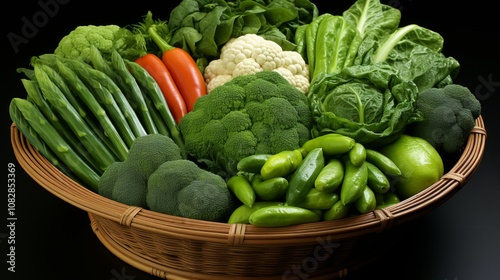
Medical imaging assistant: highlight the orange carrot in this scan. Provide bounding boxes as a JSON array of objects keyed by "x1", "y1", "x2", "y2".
[
  {"x1": 148, "y1": 25, "x2": 207, "y2": 112},
  {"x1": 135, "y1": 53, "x2": 187, "y2": 124}
]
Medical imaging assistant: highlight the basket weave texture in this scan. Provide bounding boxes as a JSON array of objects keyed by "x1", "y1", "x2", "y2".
[{"x1": 10, "y1": 117, "x2": 487, "y2": 280}]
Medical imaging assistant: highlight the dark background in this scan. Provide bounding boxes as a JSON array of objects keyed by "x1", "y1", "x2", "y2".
[{"x1": 2, "y1": 1, "x2": 499, "y2": 279}]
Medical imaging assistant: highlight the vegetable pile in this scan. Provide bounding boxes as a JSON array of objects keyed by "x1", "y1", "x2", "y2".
[
  {"x1": 227, "y1": 133, "x2": 407, "y2": 226},
  {"x1": 9, "y1": 0, "x2": 482, "y2": 226}
]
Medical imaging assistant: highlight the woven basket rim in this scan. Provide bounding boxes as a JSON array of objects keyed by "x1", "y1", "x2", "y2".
[{"x1": 10, "y1": 117, "x2": 487, "y2": 246}]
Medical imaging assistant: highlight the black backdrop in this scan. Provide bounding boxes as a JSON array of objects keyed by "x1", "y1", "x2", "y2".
[{"x1": 2, "y1": 1, "x2": 499, "y2": 279}]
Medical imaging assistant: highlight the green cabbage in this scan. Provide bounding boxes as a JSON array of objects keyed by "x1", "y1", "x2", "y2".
[
  {"x1": 309, "y1": 64, "x2": 420, "y2": 148},
  {"x1": 307, "y1": 0, "x2": 460, "y2": 148}
]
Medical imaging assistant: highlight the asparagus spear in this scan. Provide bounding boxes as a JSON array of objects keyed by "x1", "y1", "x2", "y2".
[
  {"x1": 21, "y1": 78, "x2": 101, "y2": 173},
  {"x1": 62, "y1": 58, "x2": 138, "y2": 148},
  {"x1": 110, "y1": 49, "x2": 158, "y2": 134},
  {"x1": 52, "y1": 59, "x2": 129, "y2": 161},
  {"x1": 34, "y1": 58, "x2": 114, "y2": 152},
  {"x1": 63, "y1": 56, "x2": 147, "y2": 140},
  {"x1": 140, "y1": 85, "x2": 171, "y2": 137},
  {"x1": 10, "y1": 98, "x2": 62, "y2": 169},
  {"x1": 33, "y1": 61, "x2": 117, "y2": 171},
  {"x1": 88, "y1": 45, "x2": 149, "y2": 138},
  {"x1": 10, "y1": 98, "x2": 100, "y2": 191},
  {"x1": 125, "y1": 59, "x2": 186, "y2": 159}
]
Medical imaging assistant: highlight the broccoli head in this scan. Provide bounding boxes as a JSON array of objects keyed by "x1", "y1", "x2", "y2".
[
  {"x1": 97, "y1": 134, "x2": 183, "y2": 207},
  {"x1": 146, "y1": 159, "x2": 235, "y2": 222},
  {"x1": 54, "y1": 25, "x2": 138, "y2": 63},
  {"x1": 178, "y1": 70, "x2": 313, "y2": 177},
  {"x1": 127, "y1": 133, "x2": 183, "y2": 177},
  {"x1": 406, "y1": 84, "x2": 481, "y2": 154}
]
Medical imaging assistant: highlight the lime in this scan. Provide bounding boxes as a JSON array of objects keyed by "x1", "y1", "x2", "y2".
[{"x1": 379, "y1": 134, "x2": 444, "y2": 199}]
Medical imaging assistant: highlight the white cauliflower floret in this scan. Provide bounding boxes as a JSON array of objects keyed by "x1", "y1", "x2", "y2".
[
  {"x1": 204, "y1": 34, "x2": 309, "y2": 93},
  {"x1": 206, "y1": 75, "x2": 233, "y2": 93},
  {"x1": 293, "y1": 75, "x2": 310, "y2": 93},
  {"x1": 273, "y1": 68, "x2": 296, "y2": 87},
  {"x1": 233, "y1": 58, "x2": 263, "y2": 77},
  {"x1": 282, "y1": 51, "x2": 309, "y2": 77}
]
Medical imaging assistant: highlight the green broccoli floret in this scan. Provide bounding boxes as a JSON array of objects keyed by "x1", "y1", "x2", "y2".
[
  {"x1": 54, "y1": 25, "x2": 138, "y2": 63},
  {"x1": 407, "y1": 84, "x2": 481, "y2": 154},
  {"x1": 111, "y1": 161, "x2": 149, "y2": 207},
  {"x1": 97, "y1": 134, "x2": 183, "y2": 207},
  {"x1": 146, "y1": 159, "x2": 234, "y2": 222},
  {"x1": 178, "y1": 70, "x2": 313, "y2": 177},
  {"x1": 127, "y1": 133, "x2": 183, "y2": 177},
  {"x1": 97, "y1": 161, "x2": 123, "y2": 199}
]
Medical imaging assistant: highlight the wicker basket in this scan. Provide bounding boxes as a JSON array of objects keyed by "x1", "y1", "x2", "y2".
[{"x1": 10, "y1": 117, "x2": 487, "y2": 280}]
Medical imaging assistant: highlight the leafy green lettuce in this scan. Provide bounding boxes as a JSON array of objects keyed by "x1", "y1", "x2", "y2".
[
  {"x1": 308, "y1": 0, "x2": 460, "y2": 147},
  {"x1": 166, "y1": 0, "x2": 318, "y2": 68},
  {"x1": 309, "y1": 64, "x2": 420, "y2": 148}
]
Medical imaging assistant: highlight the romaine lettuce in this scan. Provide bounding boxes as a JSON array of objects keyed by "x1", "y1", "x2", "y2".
[{"x1": 307, "y1": 0, "x2": 460, "y2": 147}]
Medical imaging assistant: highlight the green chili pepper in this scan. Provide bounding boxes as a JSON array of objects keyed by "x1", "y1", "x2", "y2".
[
  {"x1": 297, "y1": 188, "x2": 339, "y2": 210},
  {"x1": 365, "y1": 149, "x2": 402, "y2": 177},
  {"x1": 261, "y1": 149, "x2": 303, "y2": 180},
  {"x1": 323, "y1": 200, "x2": 350, "y2": 221},
  {"x1": 349, "y1": 142, "x2": 366, "y2": 167},
  {"x1": 237, "y1": 154, "x2": 272, "y2": 174},
  {"x1": 227, "y1": 174, "x2": 256, "y2": 208},
  {"x1": 375, "y1": 192, "x2": 401, "y2": 209},
  {"x1": 314, "y1": 158, "x2": 344, "y2": 192},
  {"x1": 227, "y1": 201, "x2": 283, "y2": 224},
  {"x1": 301, "y1": 133, "x2": 355, "y2": 156},
  {"x1": 366, "y1": 161, "x2": 390, "y2": 194},
  {"x1": 248, "y1": 205, "x2": 321, "y2": 227},
  {"x1": 251, "y1": 175, "x2": 289, "y2": 201},
  {"x1": 286, "y1": 148, "x2": 325, "y2": 206},
  {"x1": 354, "y1": 186, "x2": 377, "y2": 214},
  {"x1": 340, "y1": 160, "x2": 368, "y2": 205}
]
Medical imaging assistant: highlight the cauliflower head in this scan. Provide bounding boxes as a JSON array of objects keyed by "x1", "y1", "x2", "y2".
[
  {"x1": 179, "y1": 71, "x2": 313, "y2": 177},
  {"x1": 54, "y1": 25, "x2": 135, "y2": 63},
  {"x1": 204, "y1": 34, "x2": 310, "y2": 93}
]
